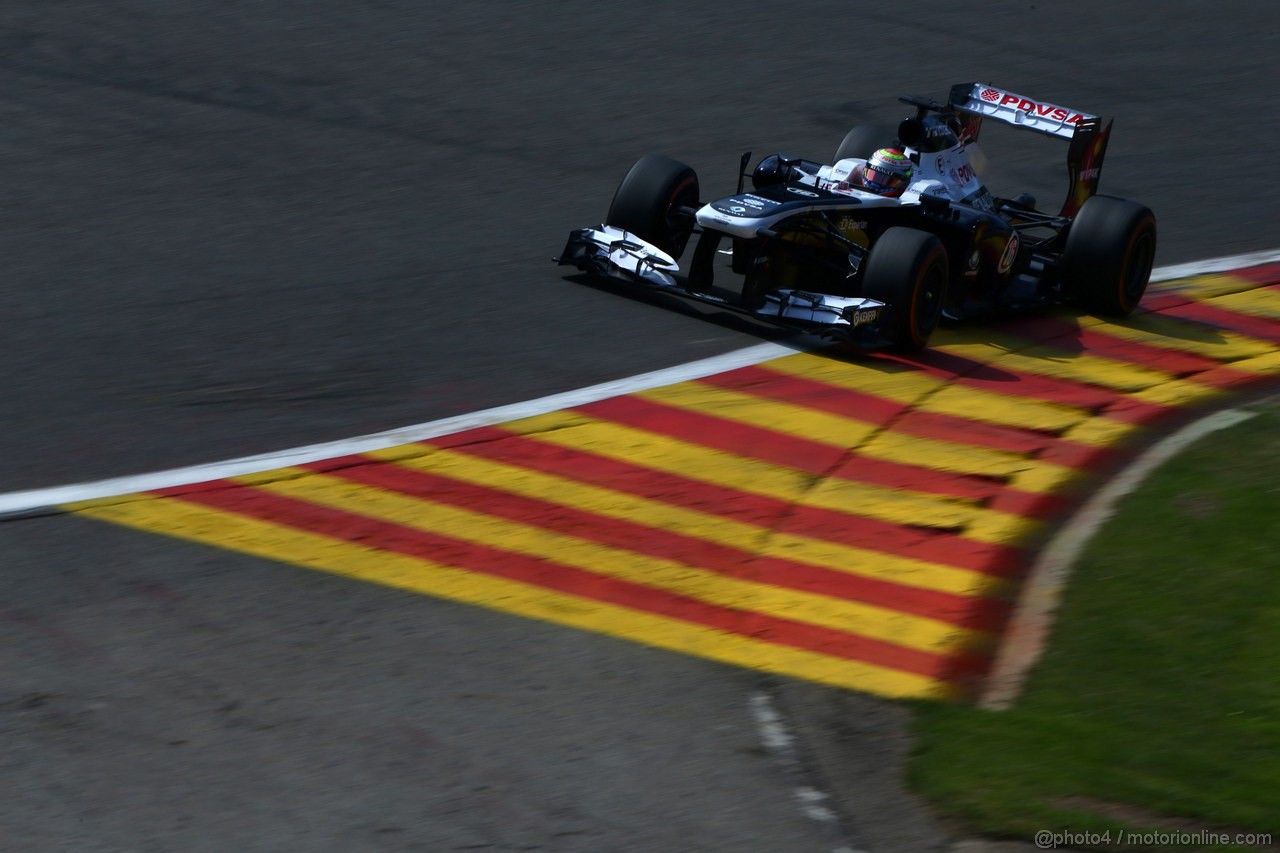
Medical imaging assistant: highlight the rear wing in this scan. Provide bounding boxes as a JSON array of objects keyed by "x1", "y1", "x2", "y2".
[
  {"x1": 949, "y1": 82, "x2": 1095, "y2": 139},
  {"x1": 947, "y1": 82, "x2": 1112, "y2": 218}
]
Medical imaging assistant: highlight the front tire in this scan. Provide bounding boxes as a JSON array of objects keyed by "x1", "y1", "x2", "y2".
[
  {"x1": 1060, "y1": 195, "x2": 1157, "y2": 316},
  {"x1": 606, "y1": 155, "x2": 700, "y2": 259},
  {"x1": 861, "y1": 227, "x2": 949, "y2": 351}
]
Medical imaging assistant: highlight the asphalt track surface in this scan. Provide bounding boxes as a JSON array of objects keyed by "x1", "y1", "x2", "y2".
[{"x1": 3, "y1": 3, "x2": 1279, "y2": 851}]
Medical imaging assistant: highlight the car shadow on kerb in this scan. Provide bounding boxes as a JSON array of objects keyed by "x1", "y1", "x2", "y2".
[
  {"x1": 563, "y1": 267, "x2": 1237, "y2": 383},
  {"x1": 940, "y1": 303, "x2": 1229, "y2": 369}
]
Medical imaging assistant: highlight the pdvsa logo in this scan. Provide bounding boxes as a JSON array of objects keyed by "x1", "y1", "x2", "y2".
[{"x1": 985, "y1": 89, "x2": 1088, "y2": 124}]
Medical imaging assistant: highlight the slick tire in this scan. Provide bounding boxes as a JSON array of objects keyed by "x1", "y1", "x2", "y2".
[
  {"x1": 862, "y1": 227, "x2": 949, "y2": 351},
  {"x1": 606, "y1": 155, "x2": 700, "y2": 260},
  {"x1": 1061, "y1": 195, "x2": 1157, "y2": 317},
  {"x1": 834, "y1": 125, "x2": 894, "y2": 163}
]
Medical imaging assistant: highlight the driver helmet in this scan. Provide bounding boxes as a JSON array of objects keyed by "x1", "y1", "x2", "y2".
[{"x1": 860, "y1": 148, "x2": 913, "y2": 197}]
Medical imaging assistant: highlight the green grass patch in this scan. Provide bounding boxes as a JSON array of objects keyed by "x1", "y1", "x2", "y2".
[{"x1": 909, "y1": 397, "x2": 1280, "y2": 851}]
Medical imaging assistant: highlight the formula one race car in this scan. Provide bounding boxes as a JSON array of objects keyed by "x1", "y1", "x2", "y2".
[{"x1": 555, "y1": 83, "x2": 1156, "y2": 350}]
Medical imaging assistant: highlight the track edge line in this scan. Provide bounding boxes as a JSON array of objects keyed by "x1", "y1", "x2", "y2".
[{"x1": 977, "y1": 406, "x2": 1258, "y2": 710}]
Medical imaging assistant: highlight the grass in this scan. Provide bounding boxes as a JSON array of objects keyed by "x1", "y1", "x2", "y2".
[{"x1": 908, "y1": 396, "x2": 1280, "y2": 851}]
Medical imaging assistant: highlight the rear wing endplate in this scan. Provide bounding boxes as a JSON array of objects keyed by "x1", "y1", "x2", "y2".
[{"x1": 947, "y1": 82, "x2": 1112, "y2": 218}]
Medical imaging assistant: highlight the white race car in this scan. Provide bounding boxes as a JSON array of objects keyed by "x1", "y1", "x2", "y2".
[{"x1": 556, "y1": 83, "x2": 1156, "y2": 351}]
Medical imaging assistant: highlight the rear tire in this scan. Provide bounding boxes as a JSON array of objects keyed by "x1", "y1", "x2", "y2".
[
  {"x1": 861, "y1": 227, "x2": 949, "y2": 351},
  {"x1": 834, "y1": 125, "x2": 894, "y2": 163},
  {"x1": 1060, "y1": 195, "x2": 1157, "y2": 316},
  {"x1": 606, "y1": 155, "x2": 700, "y2": 259}
]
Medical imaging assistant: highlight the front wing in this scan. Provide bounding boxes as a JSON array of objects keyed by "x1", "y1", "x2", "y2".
[{"x1": 555, "y1": 225, "x2": 889, "y2": 343}]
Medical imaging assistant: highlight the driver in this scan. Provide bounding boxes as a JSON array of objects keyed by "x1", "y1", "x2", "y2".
[{"x1": 847, "y1": 148, "x2": 914, "y2": 197}]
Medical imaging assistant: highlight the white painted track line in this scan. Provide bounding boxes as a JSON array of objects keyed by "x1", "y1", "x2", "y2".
[
  {"x1": 0, "y1": 342, "x2": 793, "y2": 517},
  {"x1": 2, "y1": 247, "x2": 1279, "y2": 518},
  {"x1": 1149, "y1": 247, "x2": 1280, "y2": 283},
  {"x1": 979, "y1": 406, "x2": 1260, "y2": 710}
]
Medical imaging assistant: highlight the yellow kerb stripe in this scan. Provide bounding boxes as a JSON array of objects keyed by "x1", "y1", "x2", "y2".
[
  {"x1": 1162, "y1": 272, "x2": 1274, "y2": 301},
  {"x1": 636, "y1": 382, "x2": 881, "y2": 448},
  {"x1": 1201, "y1": 287, "x2": 1280, "y2": 321},
  {"x1": 1129, "y1": 380, "x2": 1229, "y2": 408},
  {"x1": 68, "y1": 494, "x2": 954, "y2": 700},
  {"x1": 1078, "y1": 312, "x2": 1275, "y2": 362},
  {"x1": 1061, "y1": 417, "x2": 1144, "y2": 447},
  {"x1": 854, "y1": 431, "x2": 1078, "y2": 495},
  {"x1": 1224, "y1": 350, "x2": 1280, "y2": 376},
  {"x1": 931, "y1": 338, "x2": 1172, "y2": 393}
]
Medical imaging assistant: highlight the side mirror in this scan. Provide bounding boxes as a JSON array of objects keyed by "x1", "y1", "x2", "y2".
[
  {"x1": 752, "y1": 153, "x2": 791, "y2": 189},
  {"x1": 920, "y1": 192, "x2": 952, "y2": 215},
  {"x1": 897, "y1": 118, "x2": 926, "y2": 149}
]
